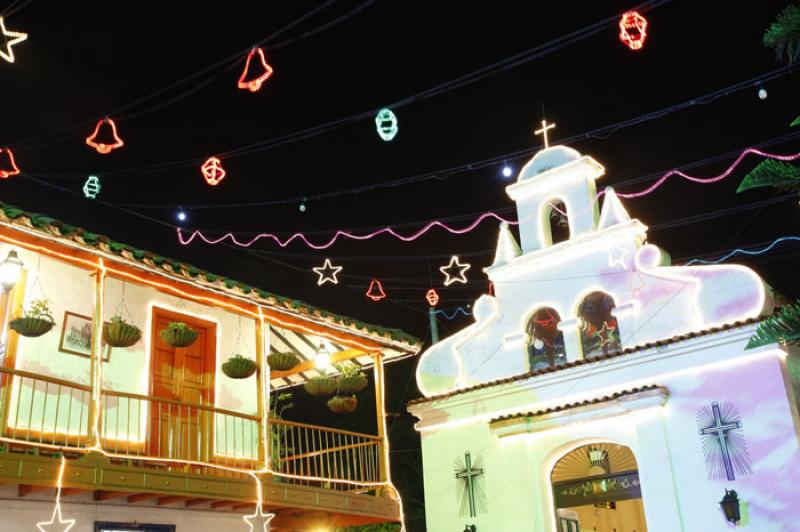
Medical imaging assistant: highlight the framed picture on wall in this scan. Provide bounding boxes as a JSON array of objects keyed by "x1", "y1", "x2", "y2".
[{"x1": 58, "y1": 311, "x2": 111, "y2": 361}]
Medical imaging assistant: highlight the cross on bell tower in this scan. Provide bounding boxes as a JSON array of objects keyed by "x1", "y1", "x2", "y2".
[{"x1": 535, "y1": 119, "x2": 556, "y2": 149}]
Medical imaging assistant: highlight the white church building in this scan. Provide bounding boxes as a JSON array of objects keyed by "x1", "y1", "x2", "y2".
[{"x1": 408, "y1": 134, "x2": 800, "y2": 532}]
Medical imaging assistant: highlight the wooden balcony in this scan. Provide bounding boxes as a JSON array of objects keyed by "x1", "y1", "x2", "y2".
[{"x1": 0, "y1": 366, "x2": 399, "y2": 530}]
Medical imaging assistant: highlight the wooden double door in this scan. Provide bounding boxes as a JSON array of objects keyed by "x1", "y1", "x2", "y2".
[{"x1": 149, "y1": 307, "x2": 216, "y2": 461}]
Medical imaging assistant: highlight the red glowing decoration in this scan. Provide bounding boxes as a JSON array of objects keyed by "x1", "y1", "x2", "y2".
[
  {"x1": 201, "y1": 157, "x2": 226, "y2": 186},
  {"x1": 488, "y1": 282, "x2": 495, "y2": 296},
  {"x1": 0, "y1": 148, "x2": 20, "y2": 179},
  {"x1": 366, "y1": 280, "x2": 387, "y2": 301},
  {"x1": 426, "y1": 289, "x2": 439, "y2": 306},
  {"x1": 619, "y1": 11, "x2": 648, "y2": 51},
  {"x1": 238, "y1": 47, "x2": 274, "y2": 93},
  {"x1": 85, "y1": 118, "x2": 124, "y2": 154}
]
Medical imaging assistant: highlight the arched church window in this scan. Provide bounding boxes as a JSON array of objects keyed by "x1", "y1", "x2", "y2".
[
  {"x1": 578, "y1": 291, "x2": 621, "y2": 357},
  {"x1": 543, "y1": 199, "x2": 570, "y2": 245},
  {"x1": 526, "y1": 308, "x2": 567, "y2": 370}
]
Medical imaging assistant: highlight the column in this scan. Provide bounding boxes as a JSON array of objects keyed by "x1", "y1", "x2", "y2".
[
  {"x1": 557, "y1": 317, "x2": 584, "y2": 362},
  {"x1": 88, "y1": 259, "x2": 106, "y2": 448}
]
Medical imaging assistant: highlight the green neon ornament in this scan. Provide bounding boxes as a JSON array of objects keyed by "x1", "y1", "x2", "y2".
[
  {"x1": 375, "y1": 108, "x2": 398, "y2": 141},
  {"x1": 83, "y1": 175, "x2": 101, "y2": 199}
]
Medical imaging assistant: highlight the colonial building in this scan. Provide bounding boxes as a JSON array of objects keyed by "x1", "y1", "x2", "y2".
[
  {"x1": 0, "y1": 202, "x2": 420, "y2": 531},
  {"x1": 408, "y1": 139, "x2": 800, "y2": 531}
]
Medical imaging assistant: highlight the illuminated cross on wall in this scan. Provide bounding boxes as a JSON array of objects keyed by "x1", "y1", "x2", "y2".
[
  {"x1": 535, "y1": 119, "x2": 556, "y2": 149},
  {"x1": 455, "y1": 452, "x2": 484, "y2": 518},
  {"x1": 699, "y1": 401, "x2": 741, "y2": 481}
]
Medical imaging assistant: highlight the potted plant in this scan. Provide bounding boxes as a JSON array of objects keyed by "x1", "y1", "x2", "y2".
[
  {"x1": 103, "y1": 315, "x2": 141, "y2": 348},
  {"x1": 335, "y1": 363, "x2": 368, "y2": 394},
  {"x1": 159, "y1": 321, "x2": 198, "y2": 347},
  {"x1": 222, "y1": 354, "x2": 257, "y2": 379},
  {"x1": 327, "y1": 395, "x2": 358, "y2": 414},
  {"x1": 267, "y1": 351, "x2": 301, "y2": 372},
  {"x1": 10, "y1": 298, "x2": 55, "y2": 337},
  {"x1": 304, "y1": 375, "x2": 337, "y2": 396}
]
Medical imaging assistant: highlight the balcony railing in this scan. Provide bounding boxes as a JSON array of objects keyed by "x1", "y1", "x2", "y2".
[
  {"x1": 0, "y1": 367, "x2": 383, "y2": 488},
  {"x1": 270, "y1": 418, "x2": 381, "y2": 490}
]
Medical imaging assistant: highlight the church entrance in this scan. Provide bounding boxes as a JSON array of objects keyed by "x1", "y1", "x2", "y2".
[{"x1": 550, "y1": 443, "x2": 648, "y2": 532}]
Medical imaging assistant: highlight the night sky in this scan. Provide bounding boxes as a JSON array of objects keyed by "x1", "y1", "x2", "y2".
[{"x1": 2, "y1": 1, "x2": 799, "y2": 527}]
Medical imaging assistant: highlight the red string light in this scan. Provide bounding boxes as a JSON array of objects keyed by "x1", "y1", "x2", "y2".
[
  {"x1": 366, "y1": 279, "x2": 387, "y2": 302},
  {"x1": 238, "y1": 47, "x2": 274, "y2": 93},
  {"x1": 201, "y1": 156, "x2": 226, "y2": 186},
  {"x1": 85, "y1": 118, "x2": 124, "y2": 154},
  {"x1": 0, "y1": 148, "x2": 21, "y2": 178},
  {"x1": 426, "y1": 289, "x2": 439, "y2": 306},
  {"x1": 619, "y1": 11, "x2": 648, "y2": 51}
]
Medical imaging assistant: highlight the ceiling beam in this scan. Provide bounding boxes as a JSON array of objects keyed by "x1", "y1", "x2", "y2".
[
  {"x1": 93, "y1": 490, "x2": 129, "y2": 501},
  {"x1": 127, "y1": 493, "x2": 160, "y2": 503},
  {"x1": 185, "y1": 498, "x2": 211, "y2": 507},
  {"x1": 210, "y1": 500, "x2": 238, "y2": 509},
  {"x1": 158, "y1": 495, "x2": 191, "y2": 506},
  {"x1": 60, "y1": 488, "x2": 89, "y2": 497},
  {"x1": 18, "y1": 484, "x2": 50, "y2": 497}
]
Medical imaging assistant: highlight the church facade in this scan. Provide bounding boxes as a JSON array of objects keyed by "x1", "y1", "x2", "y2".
[{"x1": 408, "y1": 141, "x2": 800, "y2": 531}]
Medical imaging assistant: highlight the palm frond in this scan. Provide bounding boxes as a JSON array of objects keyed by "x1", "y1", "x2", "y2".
[
  {"x1": 747, "y1": 301, "x2": 800, "y2": 349},
  {"x1": 737, "y1": 159, "x2": 800, "y2": 193},
  {"x1": 792, "y1": 115, "x2": 800, "y2": 127},
  {"x1": 764, "y1": 3, "x2": 800, "y2": 64}
]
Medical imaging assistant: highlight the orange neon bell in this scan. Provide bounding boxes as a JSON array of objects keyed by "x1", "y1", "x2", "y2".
[
  {"x1": 238, "y1": 47, "x2": 274, "y2": 93},
  {"x1": 0, "y1": 147, "x2": 20, "y2": 178},
  {"x1": 366, "y1": 279, "x2": 387, "y2": 301},
  {"x1": 85, "y1": 118, "x2": 124, "y2": 154}
]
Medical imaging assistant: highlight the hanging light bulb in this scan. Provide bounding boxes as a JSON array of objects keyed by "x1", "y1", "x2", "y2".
[
  {"x1": 758, "y1": 85, "x2": 768, "y2": 100},
  {"x1": 177, "y1": 210, "x2": 188, "y2": 222},
  {"x1": 502, "y1": 164, "x2": 513, "y2": 178},
  {"x1": 299, "y1": 198, "x2": 307, "y2": 213}
]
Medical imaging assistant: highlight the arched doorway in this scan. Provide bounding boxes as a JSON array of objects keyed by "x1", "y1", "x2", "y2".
[{"x1": 551, "y1": 443, "x2": 648, "y2": 532}]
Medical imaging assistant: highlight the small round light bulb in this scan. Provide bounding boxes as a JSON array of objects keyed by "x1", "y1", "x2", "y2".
[
  {"x1": 177, "y1": 211, "x2": 187, "y2": 222},
  {"x1": 502, "y1": 165, "x2": 513, "y2": 178},
  {"x1": 758, "y1": 87, "x2": 768, "y2": 100}
]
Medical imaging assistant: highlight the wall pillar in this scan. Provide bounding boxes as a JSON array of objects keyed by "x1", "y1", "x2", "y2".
[
  {"x1": 557, "y1": 317, "x2": 584, "y2": 362},
  {"x1": 88, "y1": 259, "x2": 106, "y2": 448},
  {"x1": 372, "y1": 352, "x2": 389, "y2": 485},
  {"x1": 255, "y1": 310, "x2": 269, "y2": 469}
]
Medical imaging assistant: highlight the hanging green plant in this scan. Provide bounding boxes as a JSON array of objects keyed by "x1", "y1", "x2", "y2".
[
  {"x1": 10, "y1": 298, "x2": 55, "y2": 338},
  {"x1": 304, "y1": 375, "x2": 337, "y2": 396},
  {"x1": 267, "y1": 351, "x2": 301, "y2": 371},
  {"x1": 103, "y1": 315, "x2": 141, "y2": 348},
  {"x1": 335, "y1": 363, "x2": 368, "y2": 394},
  {"x1": 327, "y1": 395, "x2": 358, "y2": 414},
  {"x1": 222, "y1": 354, "x2": 258, "y2": 379},
  {"x1": 159, "y1": 321, "x2": 198, "y2": 347},
  {"x1": 746, "y1": 301, "x2": 800, "y2": 349}
]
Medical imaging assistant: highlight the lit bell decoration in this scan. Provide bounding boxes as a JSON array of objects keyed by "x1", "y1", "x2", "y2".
[
  {"x1": 201, "y1": 156, "x2": 226, "y2": 186},
  {"x1": 83, "y1": 175, "x2": 101, "y2": 199},
  {"x1": 426, "y1": 288, "x2": 439, "y2": 306},
  {"x1": 85, "y1": 118, "x2": 124, "y2": 154},
  {"x1": 0, "y1": 147, "x2": 21, "y2": 178},
  {"x1": 366, "y1": 279, "x2": 387, "y2": 301},
  {"x1": 619, "y1": 11, "x2": 648, "y2": 51},
  {"x1": 238, "y1": 47, "x2": 274, "y2": 93}
]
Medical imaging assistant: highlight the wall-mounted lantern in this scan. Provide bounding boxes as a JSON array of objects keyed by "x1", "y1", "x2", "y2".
[
  {"x1": 719, "y1": 489, "x2": 741, "y2": 524},
  {"x1": 463, "y1": 526, "x2": 476, "y2": 532},
  {"x1": 0, "y1": 250, "x2": 23, "y2": 293}
]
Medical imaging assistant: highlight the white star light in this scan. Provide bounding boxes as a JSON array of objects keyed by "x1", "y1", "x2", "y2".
[
  {"x1": 0, "y1": 17, "x2": 28, "y2": 64},
  {"x1": 243, "y1": 505, "x2": 275, "y2": 532},
  {"x1": 439, "y1": 256, "x2": 471, "y2": 286},
  {"x1": 36, "y1": 502, "x2": 75, "y2": 532},
  {"x1": 312, "y1": 258, "x2": 343, "y2": 286}
]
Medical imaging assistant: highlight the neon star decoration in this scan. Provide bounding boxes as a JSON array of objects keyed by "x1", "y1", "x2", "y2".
[
  {"x1": 426, "y1": 288, "x2": 440, "y2": 306},
  {"x1": 37, "y1": 456, "x2": 75, "y2": 532},
  {"x1": 238, "y1": 47, "x2": 274, "y2": 93},
  {"x1": 201, "y1": 156, "x2": 226, "y2": 186},
  {"x1": 0, "y1": 147, "x2": 21, "y2": 178},
  {"x1": 375, "y1": 108, "x2": 398, "y2": 141},
  {"x1": 0, "y1": 17, "x2": 28, "y2": 63},
  {"x1": 619, "y1": 11, "x2": 648, "y2": 51},
  {"x1": 440, "y1": 256, "x2": 471, "y2": 286},
  {"x1": 366, "y1": 279, "x2": 387, "y2": 301},
  {"x1": 85, "y1": 118, "x2": 124, "y2": 154},
  {"x1": 312, "y1": 258, "x2": 343, "y2": 286},
  {"x1": 83, "y1": 176, "x2": 101, "y2": 199}
]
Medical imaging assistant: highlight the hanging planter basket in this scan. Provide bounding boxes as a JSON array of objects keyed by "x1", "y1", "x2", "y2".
[
  {"x1": 159, "y1": 322, "x2": 198, "y2": 348},
  {"x1": 327, "y1": 395, "x2": 358, "y2": 414},
  {"x1": 222, "y1": 354, "x2": 257, "y2": 379},
  {"x1": 337, "y1": 374, "x2": 368, "y2": 394},
  {"x1": 304, "y1": 376, "x2": 337, "y2": 397},
  {"x1": 267, "y1": 352, "x2": 301, "y2": 372},
  {"x1": 103, "y1": 319, "x2": 141, "y2": 348},
  {"x1": 9, "y1": 317, "x2": 54, "y2": 338}
]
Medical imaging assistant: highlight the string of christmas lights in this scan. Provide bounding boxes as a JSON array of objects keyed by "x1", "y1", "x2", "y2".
[{"x1": 176, "y1": 147, "x2": 800, "y2": 250}]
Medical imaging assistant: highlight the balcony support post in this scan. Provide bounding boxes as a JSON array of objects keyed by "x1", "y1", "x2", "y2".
[
  {"x1": 371, "y1": 351, "x2": 389, "y2": 486},
  {"x1": 256, "y1": 309, "x2": 269, "y2": 469},
  {"x1": 88, "y1": 259, "x2": 106, "y2": 448},
  {"x1": 0, "y1": 269, "x2": 26, "y2": 435}
]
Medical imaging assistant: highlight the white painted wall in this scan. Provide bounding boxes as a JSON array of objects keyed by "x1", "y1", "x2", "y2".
[{"x1": 411, "y1": 329, "x2": 800, "y2": 532}]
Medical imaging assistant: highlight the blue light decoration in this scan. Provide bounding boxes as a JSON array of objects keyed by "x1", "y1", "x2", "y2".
[
  {"x1": 375, "y1": 108, "x2": 398, "y2": 141},
  {"x1": 83, "y1": 175, "x2": 101, "y2": 199}
]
